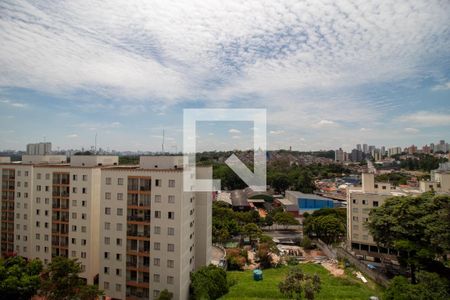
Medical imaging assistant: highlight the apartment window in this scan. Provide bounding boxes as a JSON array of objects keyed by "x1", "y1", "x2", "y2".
[
  {"x1": 82, "y1": 175, "x2": 87, "y2": 181},
  {"x1": 154, "y1": 258, "x2": 160, "y2": 266},
  {"x1": 353, "y1": 225, "x2": 359, "y2": 230},
  {"x1": 153, "y1": 290, "x2": 160, "y2": 298},
  {"x1": 168, "y1": 180, "x2": 175, "y2": 187},
  {"x1": 45, "y1": 173, "x2": 50, "y2": 180},
  {"x1": 352, "y1": 199, "x2": 357, "y2": 204},
  {"x1": 72, "y1": 238, "x2": 76, "y2": 245},
  {"x1": 81, "y1": 213, "x2": 87, "y2": 220},
  {"x1": 36, "y1": 221, "x2": 40, "y2": 227},
  {"x1": 36, "y1": 233, "x2": 40, "y2": 240},
  {"x1": 116, "y1": 269, "x2": 121, "y2": 276},
  {"x1": 106, "y1": 177, "x2": 112, "y2": 185},
  {"x1": 72, "y1": 225, "x2": 77, "y2": 231},
  {"x1": 73, "y1": 174, "x2": 77, "y2": 181},
  {"x1": 18, "y1": 170, "x2": 21, "y2": 176},
  {"x1": 352, "y1": 216, "x2": 359, "y2": 221},
  {"x1": 81, "y1": 252, "x2": 86, "y2": 258},
  {"x1": 154, "y1": 242, "x2": 160, "y2": 250},
  {"x1": 382, "y1": 186, "x2": 387, "y2": 190},
  {"x1": 116, "y1": 223, "x2": 123, "y2": 231},
  {"x1": 44, "y1": 210, "x2": 48, "y2": 216},
  {"x1": 155, "y1": 179, "x2": 161, "y2": 187},
  {"x1": 45, "y1": 186, "x2": 49, "y2": 192},
  {"x1": 352, "y1": 208, "x2": 358, "y2": 213},
  {"x1": 36, "y1": 185, "x2": 41, "y2": 191},
  {"x1": 373, "y1": 201, "x2": 379, "y2": 207},
  {"x1": 71, "y1": 251, "x2": 76, "y2": 257},
  {"x1": 104, "y1": 282, "x2": 109, "y2": 290},
  {"x1": 44, "y1": 247, "x2": 48, "y2": 253},
  {"x1": 154, "y1": 195, "x2": 161, "y2": 203},
  {"x1": 167, "y1": 227, "x2": 175, "y2": 236},
  {"x1": 36, "y1": 209, "x2": 40, "y2": 215},
  {"x1": 82, "y1": 200, "x2": 86, "y2": 207},
  {"x1": 117, "y1": 178, "x2": 124, "y2": 185},
  {"x1": 82, "y1": 188, "x2": 87, "y2": 194},
  {"x1": 24, "y1": 225, "x2": 27, "y2": 231},
  {"x1": 167, "y1": 276, "x2": 174, "y2": 284},
  {"x1": 72, "y1": 200, "x2": 77, "y2": 206},
  {"x1": 154, "y1": 226, "x2": 161, "y2": 234},
  {"x1": 167, "y1": 260, "x2": 174, "y2": 268},
  {"x1": 104, "y1": 222, "x2": 110, "y2": 230},
  {"x1": 37, "y1": 173, "x2": 41, "y2": 179},
  {"x1": 105, "y1": 237, "x2": 110, "y2": 245},
  {"x1": 25, "y1": 171, "x2": 29, "y2": 176},
  {"x1": 362, "y1": 200, "x2": 367, "y2": 205},
  {"x1": 104, "y1": 252, "x2": 110, "y2": 259},
  {"x1": 167, "y1": 244, "x2": 175, "y2": 252},
  {"x1": 117, "y1": 193, "x2": 123, "y2": 200},
  {"x1": 168, "y1": 195, "x2": 175, "y2": 203},
  {"x1": 116, "y1": 238, "x2": 122, "y2": 246},
  {"x1": 23, "y1": 214, "x2": 27, "y2": 220},
  {"x1": 154, "y1": 211, "x2": 161, "y2": 218},
  {"x1": 153, "y1": 274, "x2": 160, "y2": 283},
  {"x1": 72, "y1": 187, "x2": 77, "y2": 193},
  {"x1": 36, "y1": 245, "x2": 40, "y2": 252},
  {"x1": 117, "y1": 208, "x2": 123, "y2": 216},
  {"x1": 81, "y1": 226, "x2": 86, "y2": 233},
  {"x1": 45, "y1": 198, "x2": 49, "y2": 204},
  {"x1": 105, "y1": 192, "x2": 111, "y2": 200},
  {"x1": 116, "y1": 253, "x2": 122, "y2": 261},
  {"x1": 105, "y1": 207, "x2": 111, "y2": 215},
  {"x1": 36, "y1": 197, "x2": 41, "y2": 204},
  {"x1": 44, "y1": 235, "x2": 48, "y2": 241},
  {"x1": 115, "y1": 284, "x2": 121, "y2": 292},
  {"x1": 72, "y1": 212, "x2": 77, "y2": 219},
  {"x1": 104, "y1": 267, "x2": 109, "y2": 274},
  {"x1": 81, "y1": 239, "x2": 87, "y2": 246},
  {"x1": 168, "y1": 212, "x2": 175, "y2": 220}
]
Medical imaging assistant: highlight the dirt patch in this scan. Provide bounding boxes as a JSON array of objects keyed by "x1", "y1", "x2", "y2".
[{"x1": 321, "y1": 260, "x2": 345, "y2": 277}]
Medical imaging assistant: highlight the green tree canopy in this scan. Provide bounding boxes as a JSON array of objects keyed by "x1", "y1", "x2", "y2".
[
  {"x1": 279, "y1": 266, "x2": 321, "y2": 300},
  {"x1": 190, "y1": 265, "x2": 229, "y2": 300},
  {"x1": 273, "y1": 212, "x2": 300, "y2": 229},
  {"x1": 303, "y1": 209, "x2": 346, "y2": 244},
  {"x1": 0, "y1": 256, "x2": 43, "y2": 300}
]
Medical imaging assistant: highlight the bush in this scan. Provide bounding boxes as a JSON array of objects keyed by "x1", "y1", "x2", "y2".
[{"x1": 301, "y1": 236, "x2": 314, "y2": 250}]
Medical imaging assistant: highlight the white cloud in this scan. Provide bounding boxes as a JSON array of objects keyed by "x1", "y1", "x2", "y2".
[
  {"x1": 269, "y1": 130, "x2": 285, "y2": 135},
  {"x1": 231, "y1": 135, "x2": 241, "y2": 139},
  {"x1": 432, "y1": 81, "x2": 450, "y2": 91},
  {"x1": 0, "y1": 99, "x2": 27, "y2": 108},
  {"x1": 404, "y1": 127, "x2": 419, "y2": 133},
  {"x1": 66, "y1": 134, "x2": 79, "y2": 138},
  {"x1": 398, "y1": 111, "x2": 450, "y2": 127},
  {"x1": 228, "y1": 128, "x2": 241, "y2": 134}
]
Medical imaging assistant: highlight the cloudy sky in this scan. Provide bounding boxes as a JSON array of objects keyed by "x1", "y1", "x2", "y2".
[{"x1": 0, "y1": 0, "x2": 449, "y2": 152}]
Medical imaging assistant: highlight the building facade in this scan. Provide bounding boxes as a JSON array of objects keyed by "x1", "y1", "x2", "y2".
[{"x1": 0, "y1": 155, "x2": 212, "y2": 300}]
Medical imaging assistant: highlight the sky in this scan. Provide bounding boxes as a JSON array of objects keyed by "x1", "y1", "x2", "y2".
[{"x1": 0, "y1": 0, "x2": 449, "y2": 152}]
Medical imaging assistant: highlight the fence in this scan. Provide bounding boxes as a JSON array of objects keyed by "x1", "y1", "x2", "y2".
[{"x1": 315, "y1": 239, "x2": 389, "y2": 287}]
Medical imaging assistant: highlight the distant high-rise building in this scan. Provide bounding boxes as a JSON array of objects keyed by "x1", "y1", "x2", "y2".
[
  {"x1": 350, "y1": 149, "x2": 364, "y2": 162},
  {"x1": 26, "y1": 142, "x2": 52, "y2": 155},
  {"x1": 335, "y1": 148, "x2": 345, "y2": 162},
  {"x1": 363, "y1": 144, "x2": 368, "y2": 154},
  {"x1": 388, "y1": 147, "x2": 402, "y2": 157},
  {"x1": 380, "y1": 146, "x2": 386, "y2": 156},
  {"x1": 356, "y1": 144, "x2": 362, "y2": 152}
]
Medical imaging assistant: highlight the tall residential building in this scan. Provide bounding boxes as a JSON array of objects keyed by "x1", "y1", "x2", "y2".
[
  {"x1": 347, "y1": 171, "x2": 450, "y2": 262},
  {"x1": 362, "y1": 144, "x2": 368, "y2": 154},
  {"x1": 356, "y1": 144, "x2": 362, "y2": 152},
  {"x1": 26, "y1": 142, "x2": 52, "y2": 155},
  {"x1": 1, "y1": 155, "x2": 212, "y2": 300},
  {"x1": 334, "y1": 148, "x2": 345, "y2": 162},
  {"x1": 387, "y1": 147, "x2": 402, "y2": 157}
]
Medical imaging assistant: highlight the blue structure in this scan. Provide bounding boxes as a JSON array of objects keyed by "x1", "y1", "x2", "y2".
[
  {"x1": 253, "y1": 269, "x2": 263, "y2": 281},
  {"x1": 286, "y1": 191, "x2": 336, "y2": 214}
]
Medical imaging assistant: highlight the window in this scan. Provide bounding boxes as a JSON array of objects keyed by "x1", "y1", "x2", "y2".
[
  {"x1": 82, "y1": 175, "x2": 87, "y2": 181},
  {"x1": 117, "y1": 208, "x2": 123, "y2": 216},
  {"x1": 106, "y1": 177, "x2": 111, "y2": 185},
  {"x1": 154, "y1": 242, "x2": 160, "y2": 250},
  {"x1": 72, "y1": 187, "x2": 77, "y2": 193},
  {"x1": 117, "y1": 193, "x2": 123, "y2": 200},
  {"x1": 36, "y1": 245, "x2": 40, "y2": 252},
  {"x1": 168, "y1": 212, "x2": 175, "y2": 220},
  {"x1": 72, "y1": 200, "x2": 77, "y2": 206},
  {"x1": 154, "y1": 226, "x2": 161, "y2": 234},
  {"x1": 72, "y1": 212, "x2": 77, "y2": 219},
  {"x1": 116, "y1": 223, "x2": 123, "y2": 231},
  {"x1": 117, "y1": 178, "x2": 124, "y2": 185},
  {"x1": 105, "y1": 192, "x2": 111, "y2": 200},
  {"x1": 36, "y1": 197, "x2": 41, "y2": 204},
  {"x1": 105, "y1": 207, "x2": 111, "y2": 215},
  {"x1": 37, "y1": 185, "x2": 41, "y2": 191},
  {"x1": 115, "y1": 283, "x2": 121, "y2": 292},
  {"x1": 71, "y1": 251, "x2": 76, "y2": 257},
  {"x1": 72, "y1": 238, "x2": 76, "y2": 245},
  {"x1": 167, "y1": 260, "x2": 174, "y2": 268},
  {"x1": 45, "y1": 198, "x2": 49, "y2": 204},
  {"x1": 167, "y1": 244, "x2": 175, "y2": 252},
  {"x1": 37, "y1": 173, "x2": 41, "y2": 179},
  {"x1": 81, "y1": 239, "x2": 87, "y2": 246},
  {"x1": 25, "y1": 171, "x2": 29, "y2": 176},
  {"x1": 36, "y1": 209, "x2": 40, "y2": 215},
  {"x1": 104, "y1": 252, "x2": 110, "y2": 259},
  {"x1": 373, "y1": 201, "x2": 379, "y2": 207},
  {"x1": 72, "y1": 225, "x2": 77, "y2": 231},
  {"x1": 45, "y1": 173, "x2": 50, "y2": 180},
  {"x1": 168, "y1": 195, "x2": 175, "y2": 203},
  {"x1": 167, "y1": 276, "x2": 174, "y2": 284},
  {"x1": 154, "y1": 195, "x2": 162, "y2": 203},
  {"x1": 153, "y1": 290, "x2": 160, "y2": 298},
  {"x1": 168, "y1": 180, "x2": 175, "y2": 187},
  {"x1": 36, "y1": 233, "x2": 40, "y2": 240},
  {"x1": 167, "y1": 227, "x2": 175, "y2": 236},
  {"x1": 352, "y1": 199, "x2": 357, "y2": 204},
  {"x1": 73, "y1": 174, "x2": 77, "y2": 181},
  {"x1": 154, "y1": 258, "x2": 160, "y2": 266},
  {"x1": 82, "y1": 188, "x2": 87, "y2": 194},
  {"x1": 81, "y1": 226, "x2": 86, "y2": 233},
  {"x1": 82, "y1": 200, "x2": 86, "y2": 207},
  {"x1": 104, "y1": 282, "x2": 109, "y2": 290},
  {"x1": 81, "y1": 213, "x2": 86, "y2": 220},
  {"x1": 155, "y1": 179, "x2": 161, "y2": 186},
  {"x1": 154, "y1": 211, "x2": 161, "y2": 218},
  {"x1": 153, "y1": 274, "x2": 160, "y2": 282},
  {"x1": 81, "y1": 252, "x2": 86, "y2": 258},
  {"x1": 104, "y1": 222, "x2": 110, "y2": 230},
  {"x1": 116, "y1": 253, "x2": 122, "y2": 261},
  {"x1": 105, "y1": 237, "x2": 110, "y2": 245},
  {"x1": 116, "y1": 238, "x2": 122, "y2": 246},
  {"x1": 104, "y1": 267, "x2": 109, "y2": 274},
  {"x1": 362, "y1": 200, "x2": 367, "y2": 205}
]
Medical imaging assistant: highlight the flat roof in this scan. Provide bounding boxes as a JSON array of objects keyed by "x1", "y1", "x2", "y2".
[{"x1": 286, "y1": 190, "x2": 333, "y2": 201}]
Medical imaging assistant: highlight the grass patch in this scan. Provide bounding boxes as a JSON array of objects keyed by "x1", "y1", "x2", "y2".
[{"x1": 221, "y1": 263, "x2": 383, "y2": 300}]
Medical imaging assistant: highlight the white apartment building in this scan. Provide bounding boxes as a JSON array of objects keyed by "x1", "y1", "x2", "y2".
[
  {"x1": 347, "y1": 171, "x2": 450, "y2": 262},
  {"x1": 1, "y1": 155, "x2": 212, "y2": 300}
]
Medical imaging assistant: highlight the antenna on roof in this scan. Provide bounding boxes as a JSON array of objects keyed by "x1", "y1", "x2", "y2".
[
  {"x1": 94, "y1": 133, "x2": 97, "y2": 154},
  {"x1": 162, "y1": 129, "x2": 165, "y2": 153}
]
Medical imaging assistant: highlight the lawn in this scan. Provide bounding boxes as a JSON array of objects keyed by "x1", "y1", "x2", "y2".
[{"x1": 221, "y1": 263, "x2": 383, "y2": 300}]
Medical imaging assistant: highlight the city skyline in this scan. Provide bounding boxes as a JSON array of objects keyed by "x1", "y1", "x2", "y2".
[{"x1": 1, "y1": 1, "x2": 450, "y2": 151}]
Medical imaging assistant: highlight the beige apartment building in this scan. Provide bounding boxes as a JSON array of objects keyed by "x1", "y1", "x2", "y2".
[
  {"x1": 1, "y1": 155, "x2": 212, "y2": 300},
  {"x1": 347, "y1": 169, "x2": 450, "y2": 262}
]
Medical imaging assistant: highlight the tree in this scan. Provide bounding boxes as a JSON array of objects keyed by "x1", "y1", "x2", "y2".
[
  {"x1": 0, "y1": 256, "x2": 43, "y2": 300},
  {"x1": 384, "y1": 271, "x2": 449, "y2": 300},
  {"x1": 367, "y1": 193, "x2": 450, "y2": 283},
  {"x1": 190, "y1": 265, "x2": 228, "y2": 300},
  {"x1": 279, "y1": 267, "x2": 321, "y2": 300},
  {"x1": 273, "y1": 212, "x2": 300, "y2": 229},
  {"x1": 157, "y1": 289, "x2": 173, "y2": 300},
  {"x1": 241, "y1": 223, "x2": 262, "y2": 242},
  {"x1": 303, "y1": 214, "x2": 345, "y2": 244},
  {"x1": 40, "y1": 257, "x2": 103, "y2": 300},
  {"x1": 294, "y1": 171, "x2": 316, "y2": 194},
  {"x1": 270, "y1": 173, "x2": 290, "y2": 193}
]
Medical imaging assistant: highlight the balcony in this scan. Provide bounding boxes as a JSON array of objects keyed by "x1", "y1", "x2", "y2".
[
  {"x1": 127, "y1": 215, "x2": 150, "y2": 223},
  {"x1": 127, "y1": 230, "x2": 150, "y2": 238}
]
